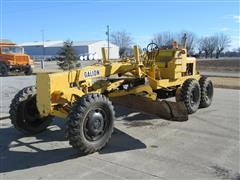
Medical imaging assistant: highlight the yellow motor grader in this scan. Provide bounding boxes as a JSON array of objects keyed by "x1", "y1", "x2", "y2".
[{"x1": 9, "y1": 42, "x2": 213, "y2": 154}]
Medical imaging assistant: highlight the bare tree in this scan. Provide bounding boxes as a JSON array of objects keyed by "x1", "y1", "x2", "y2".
[
  {"x1": 198, "y1": 36, "x2": 218, "y2": 58},
  {"x1": 223, "y1": 48, "x2": 240, "y2": 57},
  {"x1": 197, "y1": 42, "x2": 203, "y2": 57},
  {"x1": 215, "y1": 33, "x2": 231, "y2": 58},
  {"x1": 152, "y1": 31, "x2": 196, "y2": 54},
  {"x1": 177, "y1": 31, "x2": 197, "y2": 51},
  {"x1": 152, "y1": 32, "x2": 175, "y2": 47},
  {"x1": 110, "y1": 31, "x2": 133, "y2": 57}
]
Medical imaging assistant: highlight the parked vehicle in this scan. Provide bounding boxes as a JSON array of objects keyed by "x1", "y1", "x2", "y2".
[{"x1": 0, "y1": 40, "x2": 34, "y2": 75}]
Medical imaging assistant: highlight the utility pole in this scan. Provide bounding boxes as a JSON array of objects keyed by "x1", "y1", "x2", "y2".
[
  {"x1": 41, "y1": 29, "x2": 45, "y2": 69},
  {"x1": 182, "y1": 33, "x2": 187, "y2": 49},
  {"x1": 106, "y1": 25, "x2": 110, "y2": 60}
]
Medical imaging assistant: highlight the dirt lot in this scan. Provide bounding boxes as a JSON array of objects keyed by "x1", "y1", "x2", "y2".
[
  {"x1": 197, "y1": 58, "x2": 240, "y2": 72},
  {"x1": 209, "y1": 77, "x2": 240, "y2": 90}
]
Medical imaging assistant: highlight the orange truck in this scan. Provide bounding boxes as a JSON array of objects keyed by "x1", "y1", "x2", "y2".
[{"x1": 0, "y1": 40, "x2": 34, "y2": 75}]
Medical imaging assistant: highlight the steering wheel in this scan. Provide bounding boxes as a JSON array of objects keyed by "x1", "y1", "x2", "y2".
[{"x1": 146, "y1": 42, "x2": 159, "y2": 52}]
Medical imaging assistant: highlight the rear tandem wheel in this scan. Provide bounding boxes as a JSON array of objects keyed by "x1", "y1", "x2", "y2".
[{"x1": 199, "y1": 76, "x2": 214, "y2": 108}]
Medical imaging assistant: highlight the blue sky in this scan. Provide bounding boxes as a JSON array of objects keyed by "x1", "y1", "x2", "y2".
[{"x1": 1, "y1": 0, "x2": 239, "y2": 50}]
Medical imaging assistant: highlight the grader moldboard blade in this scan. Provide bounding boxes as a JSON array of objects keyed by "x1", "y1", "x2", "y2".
[{"x1": 110, "y1": 95, "x2": 188, "y2": 121}]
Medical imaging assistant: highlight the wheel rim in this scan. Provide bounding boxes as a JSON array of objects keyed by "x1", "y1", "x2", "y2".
[
  {"x1": 190, "y1": 87, "x2": 199, "y2": 106},
  {"x1": 84, "y1": 107, "x2": 109, "y2": 141}
]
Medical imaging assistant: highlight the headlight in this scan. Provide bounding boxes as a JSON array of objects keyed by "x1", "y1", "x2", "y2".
[{"x1": 8, "y1": 61, "x2": 14, "y2": 65}]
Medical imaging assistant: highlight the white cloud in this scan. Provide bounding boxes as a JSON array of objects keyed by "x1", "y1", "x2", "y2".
[
  {"x1": 229, "y1": 35, "x2": 240, "y2": 50},
  {"x1": 233, "y1": 15, "x2": 240, "y2": 23},
  {"x1": 220, "y1": 27, "x2": 230, "y2": 32}
]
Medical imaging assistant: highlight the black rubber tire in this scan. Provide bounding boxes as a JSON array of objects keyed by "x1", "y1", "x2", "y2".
[
  {"x1": 66, "y1": 94, "x2": 115, "y2": 154},
  {"x1": 179, "y1": 79, "x2": 201, "y2": 114},
  {"x1": 199, "y1": 76, "x2": 214, "y2": 108},
  {"x1": 0, "y1": 63, "x2": 9, "y2": 76},
  {"x1": 24, "y1": 67, "x2": 33, "y2": 75},
  {"x1": 9, "y1": 86, "x2": 53, "y2": 135}
]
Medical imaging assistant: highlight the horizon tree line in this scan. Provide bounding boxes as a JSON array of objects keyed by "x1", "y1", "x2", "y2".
[{"x1": 110, "y1": 30, "x2": 236, "y2": 58}]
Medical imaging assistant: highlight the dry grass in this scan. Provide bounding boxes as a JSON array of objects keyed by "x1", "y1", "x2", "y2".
[
  {"x1": 197, "y1": 58, "x2": 240, "y2": 72},
  {"x1": 209, "y1": 77, "x2": 240, "y2": 90}
]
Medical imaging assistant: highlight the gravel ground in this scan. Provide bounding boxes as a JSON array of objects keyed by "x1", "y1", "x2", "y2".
[
  {"x1": 0, "y1": 76, "x2": 35, "y2": 116},
  {"x1": 0, "y1": 75, "x2": 239, "y2": 179}
]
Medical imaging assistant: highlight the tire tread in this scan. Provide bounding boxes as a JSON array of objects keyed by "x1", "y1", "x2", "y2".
[{"x1": 66, "y1": 94, "x2": 115, "y2": 154}]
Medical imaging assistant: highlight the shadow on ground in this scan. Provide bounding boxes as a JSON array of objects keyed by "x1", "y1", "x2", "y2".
[
  {"x1": 0, "y1": 117, "x2": 146, "y2": 173},
  {"x1": 115, "y1": 105, "x2": 158, "y2": 121}
]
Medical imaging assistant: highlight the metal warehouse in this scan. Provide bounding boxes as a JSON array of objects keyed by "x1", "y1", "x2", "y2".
[{"x1": 19, "y1": 40, "x2": 119, "y2": 60}]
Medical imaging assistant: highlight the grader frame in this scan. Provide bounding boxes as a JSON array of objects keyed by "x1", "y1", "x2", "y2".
[{"x1": 36, "y1": 45, "x2": 200, "y2": 119}]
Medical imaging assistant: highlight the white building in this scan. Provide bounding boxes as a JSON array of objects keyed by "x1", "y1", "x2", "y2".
[{"x1": 19, "y1": 40, "x2": 119, "y2": 60}]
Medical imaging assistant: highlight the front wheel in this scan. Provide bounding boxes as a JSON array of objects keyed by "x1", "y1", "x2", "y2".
[
  {"x1": 9, "y1": 86, "x2": 53, "y2": 135},
  {"x1": 0, "y1": 63, "x2": 9, "y2": 76},
  {"x1": 66, "y1": 94, "x2": 115, "y2": 154},
  {"x1": 24, "y1": 66, "x2": 33, "y2": 75}
]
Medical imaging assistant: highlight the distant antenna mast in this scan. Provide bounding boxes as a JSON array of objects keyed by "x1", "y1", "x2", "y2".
[
  {"x1": 182, "y1": 33, "x2": 187, "y2": 48},
  {"x1": 41, "y1": 29, "x2": 45, "y2": 69},
  {"x1": 106, "y1": 25, "x2": 110, "y2": 60}
]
